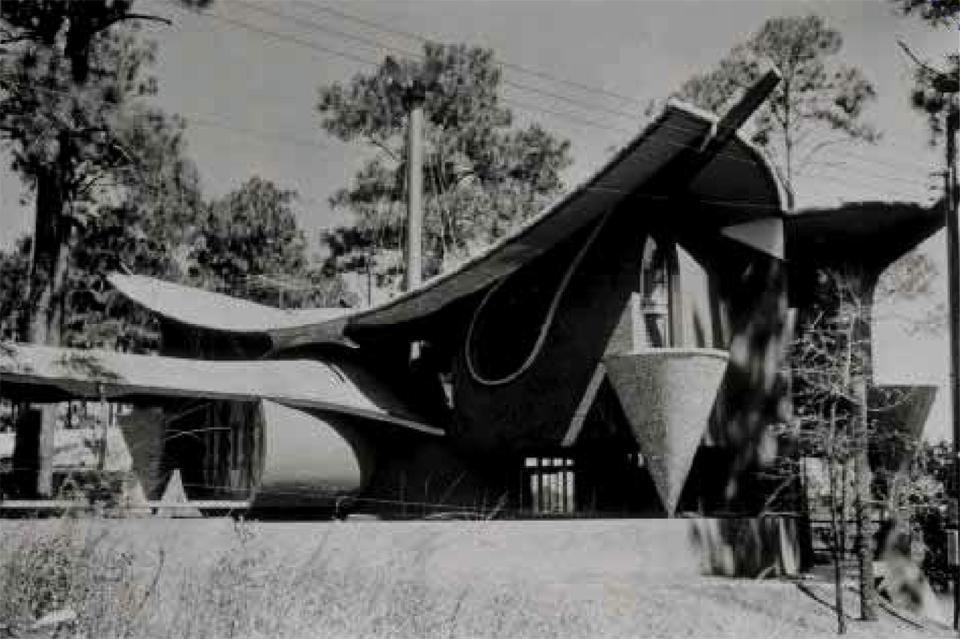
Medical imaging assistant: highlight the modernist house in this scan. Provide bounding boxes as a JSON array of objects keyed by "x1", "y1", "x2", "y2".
[{"x1": 0, "y1": 81, "x2": 943, "y2": 525}]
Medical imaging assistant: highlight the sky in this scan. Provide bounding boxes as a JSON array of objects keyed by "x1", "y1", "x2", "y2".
[{"x1": 1, "y1": 0, "x2": 958, "y2": 438}]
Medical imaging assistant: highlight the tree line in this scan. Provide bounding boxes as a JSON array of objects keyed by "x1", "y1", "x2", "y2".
[{"x1": 1, "y1": 2, "x2": 941, "y2": 340}]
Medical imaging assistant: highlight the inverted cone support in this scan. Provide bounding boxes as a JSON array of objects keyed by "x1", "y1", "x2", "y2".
[{"x1": 604, "y1": 348, "x2": 729, "y2": 516}]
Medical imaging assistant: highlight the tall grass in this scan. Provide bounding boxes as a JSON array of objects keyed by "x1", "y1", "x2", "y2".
[
  {"x1": 0, "y1": 518, "x2": 161, "y2": 638},
  {"x1": 0, "y1": 518, "x2": 916, "y2": 638},
  {"x1": 0, "y1": 518, "x2": 596, "y2": 639}
]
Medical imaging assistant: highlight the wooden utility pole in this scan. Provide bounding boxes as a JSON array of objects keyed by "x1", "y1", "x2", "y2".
[
  {"x1": 946, "y1": 29, "x2": 960, "y2": 632},
  {"x1": 898, "y1": 36, "x2": 960, "y2": 630},
  {"x1": 404, "y1": 85, "x2": 425, "y2": 293},
  {"x1": 947, "y1": 93, "x2": 960, "y2": 631},
  {"x1": 382, "y1": 54, "x2": 436, "y2": 297},
  {"x1": 854, "y1": 276, "x2": 878, "y2": 622}
]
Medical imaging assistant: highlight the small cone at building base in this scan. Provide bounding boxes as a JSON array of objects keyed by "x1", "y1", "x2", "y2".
[
  {"x1": 119, "y1": 475, "x2": 151, "y2": 517},
  {"x1": 156, "y1": 469, "x2": 201, "y2": 518},
  {"x1": 604, "y1": 348, "x2": 728, "y2": 516}
]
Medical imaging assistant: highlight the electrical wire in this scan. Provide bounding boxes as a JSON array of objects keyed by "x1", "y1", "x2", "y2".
[
  {"x1": 1, "y1": 12, "x2": 938, "y2": 200},
  {"x1": 236, "y1": 0, "x2": 650, "y2": 125},
  {"x1": 0, "y1": 77, "x2": 932, "y2": 206},
  {"x1": 1, "y1": 89, "x2": 931, "y2": 209},
  {"x1": 278, "y1": 0, "x2": 939, "y2": 177},
  {"x1": 299, "y1": 1, "x2": 647, "y2": 108},
  {"x1": 191, "y1": 6, "x2": 936, "y2": 191},
  {"x1": 74, "y1": 0, "x2": 938, "y2": 185}
]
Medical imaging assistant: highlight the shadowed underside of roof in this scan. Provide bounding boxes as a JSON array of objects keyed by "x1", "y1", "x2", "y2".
[
  {"x1": 330, "y1": 100, "x2": 785, "y2": 333},
  {"x1": 785, "y1": 200, "x2": 943, "y2": 272},
  {"x1": 0, "y1": 343, "x2": 440, "y2": 435}
]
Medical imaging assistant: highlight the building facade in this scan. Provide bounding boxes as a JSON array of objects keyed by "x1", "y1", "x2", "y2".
[{"x1": 0, "y1": 100, "x2": 942, "y2": 527}]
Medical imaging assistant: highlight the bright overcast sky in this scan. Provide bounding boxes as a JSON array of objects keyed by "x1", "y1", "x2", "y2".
[{"x1": 1, "y1": 0, "x2": 958, "y2": 438}]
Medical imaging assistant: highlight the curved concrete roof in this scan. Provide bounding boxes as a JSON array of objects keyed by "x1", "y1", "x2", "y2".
[
  {"x1": 0, "y1": 343, "x2": 439, "y2": 435},
  {"x1": 333, "y1": 100, "x2": 785, "y2": 333},
  {"x1": 108, "y1": 273, "x2": 353, "y2": 335},
  {"x1": 111, "y1": 101, "x2": 784, "y2": 349},
  {"x1": 785, "y1": 200, "x2": 943, "y2": 272}
]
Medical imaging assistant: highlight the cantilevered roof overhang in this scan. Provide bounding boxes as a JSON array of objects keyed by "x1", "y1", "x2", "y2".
[
  {"x1": 107, "y1": 273, "x2": 354, "y2": 342},
  {"x1": 110, "y1": 100, "x2": 784, "y2": 349},
  {"x1": 0, "y1": 343, "x2": 440, "y2": 435},
  {"x1": 330, "y1": 100, "x2": 785, "y2": 333},
  {"x1": 784, "y1": 201, "x2": 944, "y2": 273}
]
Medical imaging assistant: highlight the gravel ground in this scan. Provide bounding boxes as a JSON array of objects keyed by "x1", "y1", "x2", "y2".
[{"x1": 0, "y1": 518, "x2": 953, "y2": 638}]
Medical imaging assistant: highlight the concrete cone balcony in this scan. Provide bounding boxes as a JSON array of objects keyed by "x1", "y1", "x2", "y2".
[{"x1": 603, "y1": 348, "x2": 729, "y2": 516}]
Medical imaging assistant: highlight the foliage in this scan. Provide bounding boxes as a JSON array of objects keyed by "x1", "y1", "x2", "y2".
[
  {"x1": 187, "y1": 176, "x2": 356, "y2": 309},
  {"x1": 876, "y1": 251, "x2": 938, "y2": 300},
  {"x1": 0, "y1": 237, "x2": 30, "y2": 340},
  {"x1": 789, "y1": 271, "x2": 872, "y2": 455},
  {"x1": 317, "y1": 42, "x2": 572, "y2": 297},
  {"x1": 780, "y1": 267, "x2": 882, "y2": 629},
  {"x1": 875, "y1": 249, "x2": 945, "y2": 336},
  {"x1": 0, "y1": 518, "x2": 159, "y2": 637},
  {"x1": 878, "y1": 440, "x2": 948, "y2": 558},
  {"x1": 0, "y1": 12, "x2": 207, "y2": 349},
  {"x1": 64, "y1": 107, "x2": 206, "y2": 351},
  {"x1": 894, "y1": 0, "x2": 960, "y2": 142},
  {"x1": 0, "y1": 0, "x2": 212, "y2": 82},
  {"x1": 892, "y1": 440, "x2": 952, "y2": 591},
  {"x1": 1, "y1": 8, "x2": 349, "y2": 349},
  {"x1": 668, "y1": 14, "x2": 878, "y2": 208},
  {"x1": 0, "y1": 22, "x2": 160, "y2": 220},
  {"x1": 0, "y1": 8, "x2": 172, "y2": 347},
  {"x1": 897, "y1": 0, "x2": 960, "y2": 25},
  {"x1": 1, "y1": 0, "x2": 137, "y2": 83}
]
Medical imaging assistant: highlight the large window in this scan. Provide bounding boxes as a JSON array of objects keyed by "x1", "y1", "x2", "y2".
[{"x1": 638, "y1": 236, "x2": 679, "y2": 348}]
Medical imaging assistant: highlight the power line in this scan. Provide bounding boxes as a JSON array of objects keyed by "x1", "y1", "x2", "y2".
[
  {"x1": 194, "y1": 10, "x2": 771, "y2": 171},
  {"x1": 7, "y1": 0, "x2": 931, "y2": 185},
  {"x1": 235, "y1": 1, "x2": 649, "y2": 124},
  {"x1": 186, "y1": 115, "x2": 330, "y2": 151},
  {"x1": 201, "y1": 8, "x2": 381, "y2": 68},
  {"x1": 297, "y1": 1, "x2": 647, "y2": 108},
  {"x1": 284, "y1": 1, "x2": 937, "y2": 178},
  {"x1": 217, "y1": 3, "x2": 936, "y2": 186},
  {"x1": 186, "y1": 11, "x2": 934, "y2": 192},
  {"x1": 2, "y1": 14, "x2": 937, "y2": 197},
  {"x1": 1, "y1": 74, "x2": 934, "y2": 196}
]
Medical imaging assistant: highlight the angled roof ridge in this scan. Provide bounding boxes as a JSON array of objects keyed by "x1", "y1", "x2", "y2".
[
  {"x1": 347, "y1": 101, "x2": 785, "y2": 324},
  {"x1": 111, "y1": 101, "x2": 784, "y2": 342}
]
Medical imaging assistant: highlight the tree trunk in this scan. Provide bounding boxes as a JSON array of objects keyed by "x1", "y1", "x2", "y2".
[
  {"x1": 782, "y1": 83, "x2": 796, "y2": 212},
  {"x1": 853, "y1": 395, "x2": 878, "y2": 621},
  {"x1": 853, "y1": 278, "x2": 879, "y2": 622},
  {"x1": 20, "y1": 138, "x2": 72, "y2": 498},
  {"x1": 829, "y1": 455, "x2": 847, "y2": 634}
]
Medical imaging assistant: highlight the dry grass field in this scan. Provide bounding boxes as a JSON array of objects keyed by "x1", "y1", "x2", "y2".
[{"x1": 0, "y1": 517, "x2": 952, "y2": 638}]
